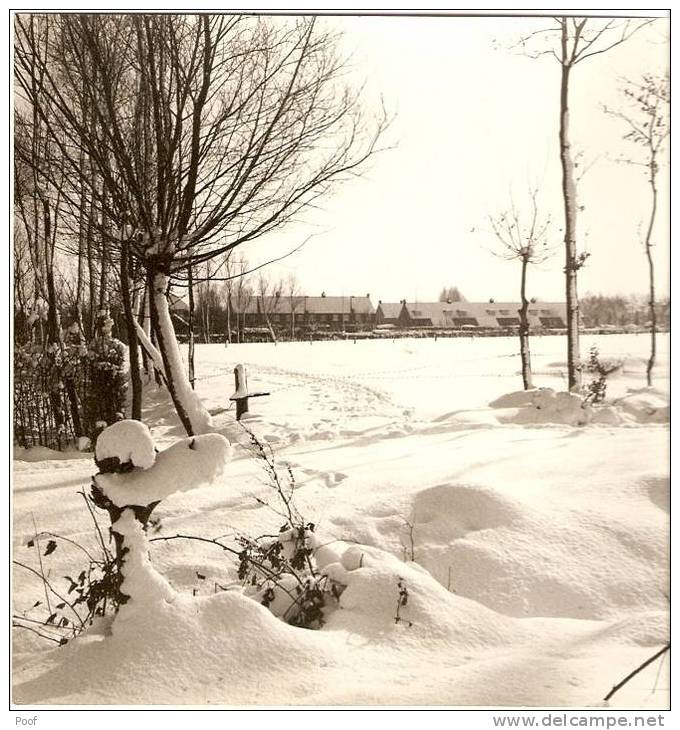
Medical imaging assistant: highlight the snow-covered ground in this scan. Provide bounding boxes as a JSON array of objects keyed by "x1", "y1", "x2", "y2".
[{"x1": 12, "y1": 333, "x2": 669, "y2": 707}]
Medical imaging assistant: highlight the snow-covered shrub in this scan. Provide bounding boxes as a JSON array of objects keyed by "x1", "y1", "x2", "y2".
[
  {"x1": 236, "y1": 526, "x2": 342, "y2": 629},
  {"x1": 84, "y1": 336, "x2": 128, "y2": 441},
  {"x1": 92, "y1": 421, "x2": 231, "y2": 614},
  {"x1": 237, "y1": 430, "x2": 346, "y2": 628},
  {"x1": 95, "y1": 420, "x2": 157, "y2": 473}
]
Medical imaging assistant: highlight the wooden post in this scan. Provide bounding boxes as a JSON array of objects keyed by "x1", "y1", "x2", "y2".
[
  {"x1": 230, "y1": 364, "x2": 270, "y2": 421},
  {"x1": 233, "y1": 364, "x2": 249, "y2": 420}
]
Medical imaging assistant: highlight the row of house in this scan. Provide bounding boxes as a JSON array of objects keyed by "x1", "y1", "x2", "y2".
[
  {"x1": 170, "y1": 290, "x2": 567, "y2": 333},
  {"x1": 375, "y1": 300, "x2": 567, "y2": 330}
]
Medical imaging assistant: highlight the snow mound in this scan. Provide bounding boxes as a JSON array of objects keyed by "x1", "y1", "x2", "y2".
[
  {"x1": 95, "y1": 420, "x2": 156, "y2": 470},
  {"x1": 612, "y1": 388, "x2": 669, "y2": 424},
  {"x1": 488, "y1": 390, "x2": 536, "y2": 409},
  {"x1": 13, "y1": 588, "x2": 325, "y2": 705},
  {"x1": 96, "y1": 433, "x2": 232, "y2": 507},
  {"x1": 491, "y1": 388, "x2": 593, "y2": 426},
  {"x1": 12, "y1": 542, "x2": 528, "y2": 705},
  {"x1": 489, "y1": 386, "x2": 669, "y2": 427},
  {"x1": 403, "y1": 475, "x2": 669, "y2": 622},
  {"x1": 325, "y1": 545, "x2": 527, "y2": 650},
  {"x1": 13, "y1": 445, "x2": 90, "y2": 462}
]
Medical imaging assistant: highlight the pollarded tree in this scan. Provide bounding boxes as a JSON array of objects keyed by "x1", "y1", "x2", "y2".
[
  {"x1": 487, "y1": 190, "x2": 553, "y2": 390},
  {"x1": 515, "y1": 16, "x2": 655, "y2": 391},
  {"x1": 604, "y1": 73, "x2": 669, "y2": 385},
  {"x1": 14, "y1": 14, "x2": 389, "y2": 435}
]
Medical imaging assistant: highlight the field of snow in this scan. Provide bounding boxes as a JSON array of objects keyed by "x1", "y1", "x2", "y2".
[{"x1": 12, "y1": 333, "x2": 669, "y2": 707}]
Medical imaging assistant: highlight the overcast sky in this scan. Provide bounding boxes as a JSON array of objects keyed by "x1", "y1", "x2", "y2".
[{"x1": 243, "y1": 14, "x2": 669, "y2": 305}]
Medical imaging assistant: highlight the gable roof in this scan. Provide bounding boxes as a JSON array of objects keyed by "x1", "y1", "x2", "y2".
[
  {"x1": 168, "y1": 293, "x2": 189, "y2": 312},
  {"x1": 376, "y1": 302, "x2": 404, "y2": 319}
]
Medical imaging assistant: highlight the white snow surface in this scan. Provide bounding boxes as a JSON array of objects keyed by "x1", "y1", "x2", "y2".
[
  {"x1": 12, "y1": 334, "x2": 669, "y2": 707},
  {"x1": 95, "y1": 420, "x2": 157, "y2": 470}
]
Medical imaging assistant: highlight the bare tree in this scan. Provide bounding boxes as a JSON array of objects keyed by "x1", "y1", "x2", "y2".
[
  {"x1": 232, "y1": 260, "x2": 253, "y2": 343},
  {"x1": 605, "y1": 73, "x2": 669, "y2": 385},
  {"x1": 438, "y1": 286, "x2": 465, "y2": 303},
  {"x1": 487, "y1": 190, "x2": 553, "y2": 390},
  {"x1": 515, "y1": 16, "x2": 655, "y2": 391},
  {"x1": 15, "y1": 13, "x2": 389, "y2": 435},
  {"x1": 257, "y1": 273, "x2": 280, "y2": 344},
  {"x1": 286, "y1": 272, "x2": 304, "y2": 340}
]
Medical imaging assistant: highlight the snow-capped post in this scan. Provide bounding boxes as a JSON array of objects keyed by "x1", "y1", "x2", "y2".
[
  {"x1": 230, "y1": 364, "x2": 270, "y2": 421},
  {"x1": 90, "y1": 420, "x2": 231, "y2": 611}
]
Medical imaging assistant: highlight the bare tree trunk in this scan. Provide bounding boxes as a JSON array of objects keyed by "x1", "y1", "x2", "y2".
[
  {"x1": 98, "y1": 192, "x2": 109, "y2": 324},
  {"x1": 205, "y1": 260, "x2": 212, "y2": 344},
  {"x1": 559, "y1": 50, "x2": 582, "y2": 392},
  {"x1": 137, "y1": 284, "x2": 149, "y2": 376},
  {"x1": 187, "y1": 262, "x2": 195, "y2": 389},
  {"x1": 226, "y1": 292, "x2": 232, "y2": 344},
  {"x1": 86, "y1": 181, "x2": 98, "y2": 338},
  {"x1": 121, "y1": 242, "x2": 143, "y2": 420},
  {"x1": 42, "y1": 197, "x2": 68, "y2": 442},
  {"x1": 147, "y1": 270, "x2": 212, "y2": 436},
  {"x1": 644, "y1": 164, "x2": 658, "y2": 386},
  {"x1": 146, "y1": 286, "x2": 164, "y2": 387},
  {"x1": 42, "y1": 199, "x2": 60, "y2": 345},
  {"x1": 75, "y1": 175, "x2": 86, "y2": 337},
  {"x1": 260, "y1": 295, "x2": 277, "y2": 344},
  {"x1": 518, "y1": 256, "x2": 533, "y2": 390}
]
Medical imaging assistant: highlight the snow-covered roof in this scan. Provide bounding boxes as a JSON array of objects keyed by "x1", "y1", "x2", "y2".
[
  {"x1": 232, "y1": 295, "x2": 375, "y2": 316},
  {"x1": 168, "y1": 293, "x2": 189, "y2": 312},
  {"x1": 404, "y1": 301, "x2": 567, "y2": 328},
  {"x1": 376, "y1": 302, "x2": 404, "y2": 319}
]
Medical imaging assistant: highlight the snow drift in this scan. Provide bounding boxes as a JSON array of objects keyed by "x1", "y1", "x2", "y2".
[{"x1": 12, "y1": 334, "x2": 669, "y2": 707}]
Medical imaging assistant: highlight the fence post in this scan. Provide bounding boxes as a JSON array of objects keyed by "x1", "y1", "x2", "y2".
[
  {"x1": 233, "y1": 364, "x2": 249, "y2": 420},
  {"x1": 230, "y1": 364, "x2": 270, "y2": 421}
]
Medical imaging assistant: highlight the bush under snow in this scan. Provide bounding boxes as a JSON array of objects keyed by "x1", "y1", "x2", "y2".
[
  {"x1": 95, "y1": 420, "x2": 157, "y2": 471},
  {"x1": 96, "y1": 430, "x2": 231, "y2": 508}
]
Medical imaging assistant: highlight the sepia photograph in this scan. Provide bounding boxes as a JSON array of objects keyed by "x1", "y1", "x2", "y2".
[{"x1": 10, "y1": 6, "x2": 670, "y2": 714}]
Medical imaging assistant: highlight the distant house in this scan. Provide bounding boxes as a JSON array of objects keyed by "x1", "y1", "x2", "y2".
[
  {"x1": 232, "y1": 293, "x2": 376, "y2": 333},
  {"x1": 375, "y1": 301, "x2": 404, "y2": 326},
  {"x1": 168, "y1": 293, "x2": 189, "y2": 315},
  {"x1": 166, "y1": 292, "x2": 190, "y2": 336},
  {"x1": 396, "y1": 301, "x2": 567, "y2": 330}
]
